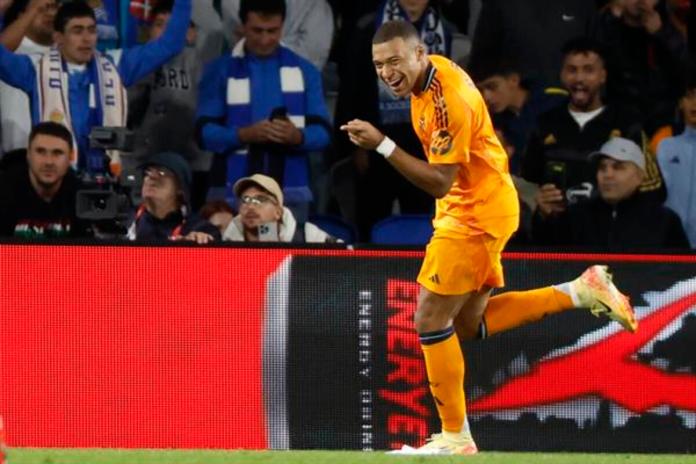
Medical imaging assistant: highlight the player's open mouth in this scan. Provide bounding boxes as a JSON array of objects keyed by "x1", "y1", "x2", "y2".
[{"x1": 389, "y1": 77, "x2": 404, "y2": 91}]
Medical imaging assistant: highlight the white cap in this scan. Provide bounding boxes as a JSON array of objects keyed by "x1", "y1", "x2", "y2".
[{"x1": 589, "y1": 137, "x2": 645, "y2": 172}]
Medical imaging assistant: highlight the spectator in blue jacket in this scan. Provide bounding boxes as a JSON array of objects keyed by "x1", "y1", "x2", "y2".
[
  {"x1": 195, "y1": 0, "x2": 331, "y2": 221},
  {"x1": 0, "y1": 0, "x2": 191, "y2": 175},
  {"x1": 658, "y1": 77, "x2": 696, "y2": 247}
]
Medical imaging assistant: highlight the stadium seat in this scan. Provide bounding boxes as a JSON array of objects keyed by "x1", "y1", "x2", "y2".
[
  {"x1": 308, "y1": 214, "x2": 358, "y2": 244},
  {"x1": 371, "y1": 214, "x2": 434, "y2": 245}
]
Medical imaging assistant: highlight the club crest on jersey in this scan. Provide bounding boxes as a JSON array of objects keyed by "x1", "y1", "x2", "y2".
[{"x1": 431, "y1": 129, "x2": 453, "y2": 156}]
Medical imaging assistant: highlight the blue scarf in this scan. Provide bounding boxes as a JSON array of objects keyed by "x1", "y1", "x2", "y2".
[
  {"x1": 35, "y1": 49, "x2": 126, "y2": 173},
  {"x1": 225, "y1": 39, "x2": 310, "y2": 202}
]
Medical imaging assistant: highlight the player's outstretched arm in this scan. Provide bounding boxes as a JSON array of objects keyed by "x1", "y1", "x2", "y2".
[{"x1": 341, "y1": 119, "x2": 457, "y2": 198}]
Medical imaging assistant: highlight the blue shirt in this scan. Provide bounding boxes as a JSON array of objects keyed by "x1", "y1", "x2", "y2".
[
  {"x1": 658, "y1": 126, "x2": 696, "y2": 247},
  {"x1": 0, "y1": 0, "x2": 191, "y2": 172}
]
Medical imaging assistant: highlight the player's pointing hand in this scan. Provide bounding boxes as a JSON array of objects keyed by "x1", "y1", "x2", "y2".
[{"x1": 340, "y1": 119, "x2": 385, "y2": 150}]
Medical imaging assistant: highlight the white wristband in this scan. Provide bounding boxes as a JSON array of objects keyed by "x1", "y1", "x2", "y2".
[{"x1": 375, "y1": 136, "x2": 396, "y2": 158}]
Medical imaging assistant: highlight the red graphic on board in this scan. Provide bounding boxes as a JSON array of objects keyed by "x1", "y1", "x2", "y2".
[{"x1": 470, "y1": 292, "x2": 696, "y2": 414}]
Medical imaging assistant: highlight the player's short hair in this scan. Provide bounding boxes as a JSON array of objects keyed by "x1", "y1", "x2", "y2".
[
  {"x1": 54, "y1": 1, "x2": 96, "y2": 33},
  {"x1": 28, "y1": 122, "x2": 74, "y2": 152},
  {"x1": 372, "y1": 20, "x2": 421, "y2": 45},
  {"x1": 239, "y1": 0, "x2": 286, "y2": 24},
  {"x1": 561, "y1": 37, "x2": 607, "y2": 68}
]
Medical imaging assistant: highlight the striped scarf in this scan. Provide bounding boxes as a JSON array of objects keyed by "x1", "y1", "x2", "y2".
[
  {"x1": 225, "y1": 39, "x2": 307, "y2": 195},
  {"x1": 36, "y1": 48, "x2": 127, "y2": 172}
]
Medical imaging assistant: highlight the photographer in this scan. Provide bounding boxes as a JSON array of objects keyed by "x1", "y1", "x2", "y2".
[
  {"x1": 531, "y1": 137, "x2": 689, "y2": 249},
  {"x1": 0, "y1": 122, "x2": 89, "y2": 238},
  {"x1": 127, "y1": 152, "x2": 220, "y2": 244},
  {"x1": 222, "y1": 174, "x2": 336, "y2": 243}
]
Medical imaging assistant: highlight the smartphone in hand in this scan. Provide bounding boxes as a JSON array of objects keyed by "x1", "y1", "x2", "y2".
[
  {"x1": 258, "y1": 222, "x2": 279, "y2": 242},
  {"x1": 544, "y1": 161, "x2": 567, "y2": 190},
  {"x1": 269, "y1": 106, "x2": 288, "y2": 121}
]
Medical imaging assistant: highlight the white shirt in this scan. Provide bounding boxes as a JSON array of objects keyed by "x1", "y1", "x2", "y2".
[{"x1": 568, "y1": 106, "x2": 605, "y2": 130}]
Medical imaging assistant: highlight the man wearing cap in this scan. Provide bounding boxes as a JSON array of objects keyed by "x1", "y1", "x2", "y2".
[
  {"x1": 126, "y1": 152, "x2": 220, "y2": 243},
  {"x1": 532, "y1": 137, "x2": 689, "y2": 249},
  {"x1": 222, "y1": 173, "x2": 336, "y2": 243}
]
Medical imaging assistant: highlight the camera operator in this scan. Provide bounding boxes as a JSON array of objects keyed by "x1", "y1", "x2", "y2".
[
  {"x1": 0, "y1": 122, "x2": 89, "y2": 238},
  {"x1": 531, "y1": 137, "x2": 689, "y2": 249},
  {"x1": 126, "y1": 152, "x2": 220, "y2": 244}
]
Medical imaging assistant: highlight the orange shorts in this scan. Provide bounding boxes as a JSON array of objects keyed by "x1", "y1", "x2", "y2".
[{"x1": 417, "y1": 230, "x2": 512, "y2": 295}]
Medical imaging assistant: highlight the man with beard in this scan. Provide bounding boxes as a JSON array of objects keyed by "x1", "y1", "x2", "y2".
[
  {"x1": 521, "y1": 37, "x2": 664, "y2": 211},
  {"x1": 0, "y1": 122, "x2": 89, "y2": 238}
]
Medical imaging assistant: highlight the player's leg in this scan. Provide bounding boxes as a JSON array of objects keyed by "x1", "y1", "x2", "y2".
[
  {"x1": 416, "y1": 287, "x2": 469, "y2": 431},
  {"x1": 394, "y1": 234, "x2": 484, "y2": 455},
  {"x1": 458, "y1": 265, "x2": 638, "y2": 341},
  {"x1": 407, "y1": 287, "x2": 478, "y2": 456}
]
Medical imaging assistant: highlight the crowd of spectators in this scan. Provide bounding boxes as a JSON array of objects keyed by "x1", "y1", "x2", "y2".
[{"x1": 0, "y1": 0, "x2": 693, "y2": 250}]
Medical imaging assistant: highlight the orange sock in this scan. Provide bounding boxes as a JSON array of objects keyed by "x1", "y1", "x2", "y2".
[
  {"x1": 420, "y1": 328, "x2": 466, "y2": 433},
  {"x1": 483, "y1": 287, "x2": 574, "y2": 337}
]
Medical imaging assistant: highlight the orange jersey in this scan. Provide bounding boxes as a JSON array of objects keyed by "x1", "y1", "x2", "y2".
[{"x1": 411, "y1": 55, "x2": 519, "y2": 237}]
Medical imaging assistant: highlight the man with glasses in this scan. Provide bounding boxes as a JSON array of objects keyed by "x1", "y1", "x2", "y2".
[
  {"x1": 126, "y1": 151, "x2": 220, "y2": 243},
  {"x1": 222, "y1": 173, "x2": 336, "y2": 243}
]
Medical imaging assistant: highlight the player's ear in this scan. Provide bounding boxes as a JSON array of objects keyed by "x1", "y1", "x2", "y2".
[{"x1": 414, "y1": 42, "x2": 426, "y2": 60}]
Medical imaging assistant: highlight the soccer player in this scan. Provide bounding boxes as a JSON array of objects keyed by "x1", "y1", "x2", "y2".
[{"x1": 340, "y1": 20, "x2": 638, "y2": 456}]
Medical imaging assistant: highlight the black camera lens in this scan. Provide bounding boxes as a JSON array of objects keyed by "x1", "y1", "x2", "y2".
[{"x1": 94, "y1": 198, "x2": 108, "y2": 210}]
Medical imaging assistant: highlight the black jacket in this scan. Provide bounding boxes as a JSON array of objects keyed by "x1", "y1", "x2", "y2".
[
  {"x1": 0, "y1": 167, "x2": 89, "y2": 238},
  {"x1": 521, "y1": 103, "x2": 665, "y2": 200},
  {"x1": 532, "y1": 193, "x2": 690, "y2": 250},
  {"x1": 133, "y1": 208, "x2": 221, "y2": 241},
  {"x1": 591, "y1": 10, "x2": 691, "y2": 133},
  {"x1": 469, "y1": 0, "x2": 596, "y2": 86}
]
